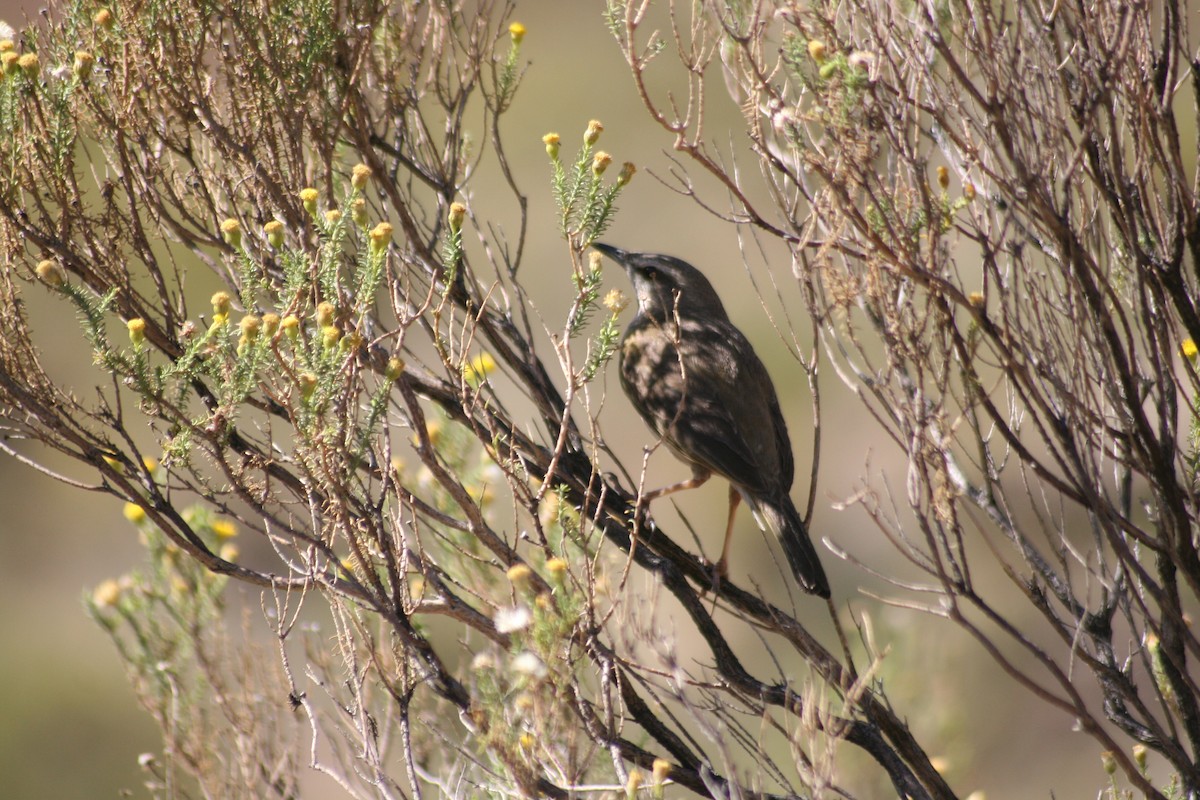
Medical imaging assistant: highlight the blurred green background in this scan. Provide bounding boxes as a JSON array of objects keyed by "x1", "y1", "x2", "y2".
[{"x1": 0, "y1": 1, "x2": 1118, "y2": 797}]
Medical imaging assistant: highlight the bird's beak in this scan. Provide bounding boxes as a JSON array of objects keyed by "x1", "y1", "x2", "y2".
[{"x1": 592, "y1": 242, "x2": 628, "y2": 265}]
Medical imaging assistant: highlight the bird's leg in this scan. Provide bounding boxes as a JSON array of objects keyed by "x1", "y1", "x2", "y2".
[
  {"x1": 642, "y1": 470, "x2": 710, "y2": 502},
  {"x1": 713, "y1": 485, "x2": 742, "y2": 579}
]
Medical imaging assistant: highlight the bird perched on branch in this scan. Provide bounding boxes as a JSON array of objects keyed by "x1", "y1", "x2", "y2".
[{"x1": 595, "y1": 243, "x2": 830, "y2": 598}]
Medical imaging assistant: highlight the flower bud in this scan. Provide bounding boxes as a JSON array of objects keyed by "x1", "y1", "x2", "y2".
[
  {"x1": 321, "y1": 325, "x2": 341, "y2": 350},
  {"x1": 211, "y1": 291, "x2": 232, "y2": 317},
  {"x1": 220, "y1": 218, "x2": 241, "y2": 248},
  {"x1": 808, "y1": 39, "x2": 827, "y2": 63},
  {"x1": 936, "y1": 165, "x2": 949, "y2": 190},
  {"x1": 545, "y1": 557, "x2": 567, "y2": 582},
  {"x1": 592, "y1": 151, "x2": 612, "y2": 176},
  {"x1": 448, "y1": 202, "x2": 466, "y2": 233},
  {"x1": 73, "y1": 51, "x2": 94, "y2": 81},
  {"x1": 369, "y1": 221, "x2": 393, "y2": 254},
  {"x1": 625, "y1": 769, "x2": 643, "y2": 799},
  {"x1": 507, "y1": 563, "x2": 532, "y2": 591},
  {"x1": 351, "y1": 163, "x2": 371, "y2": 191},
  {"x1": 385, "y1": 356, "x2": 406, "y2": 381},
  {"x1": 542, "y1": 132, "x2": 560, "y2": 160},
  {"x1": 509, "y1": 22, "x2": 526, "y2": 45},
  {"x1": 584, "y1": 119, "x2": 603, "y2": 146},
  {"x1": 17, "y1": 53, "x2": 38, "y2": 78},
  {"x1": 616, "y1": 162, "x2": 636, "y2": 187},
  {"x1": 239, "y1": 314, "x2": 261, "y2": 341},
  {"x1": 263, "y1": 220, "x2": 284, "y2": 248},
  {"x1": 127, "y1": 317, "x2": 146, "y2": 347},
  {"x1": 1132, "y1": 744, "x2": 1147, "y2": 771},
  {"x1": 122, "y1": 502, "x2": 146, "y2": 523},
  {"x1": 298, "y1": 372, "x2": 318, "y2": 400},
  {"x1": 299, "y1": 187, "x2": 319, "y2": 217},
  {"x1": 280, "y1": 315, "x2": 300, "y2": 341},
  {"x1": 350, "y1": 197, "x2": 368, "y2": 227},
  {"x1": 315, "y1": 301, "x2": 336, "y2": 328},
  {"x1": 92, "y1": 579, "x2": 122, "y2": 608},
  {"x1": 35, "y1": 259, "x2": 65, "y2": 287}
]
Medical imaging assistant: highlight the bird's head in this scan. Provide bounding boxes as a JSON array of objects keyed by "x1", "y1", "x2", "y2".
[{"x1": 593, "y1": 243, "x2": 728, "y2": 322}]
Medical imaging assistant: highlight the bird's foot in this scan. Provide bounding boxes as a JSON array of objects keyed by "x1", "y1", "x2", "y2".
[{"x1": 698, "y1": 555, "x2": 729, "y2": 595}]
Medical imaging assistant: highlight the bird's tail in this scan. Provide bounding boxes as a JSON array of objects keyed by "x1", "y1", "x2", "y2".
[{"x1": 758, "y1": 495, "x2": 831, "y2": 598}]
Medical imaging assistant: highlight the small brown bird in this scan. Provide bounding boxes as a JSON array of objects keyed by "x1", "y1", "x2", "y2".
[{"x1": 596, "y1": 243, "x2": 830, "y2": 598}]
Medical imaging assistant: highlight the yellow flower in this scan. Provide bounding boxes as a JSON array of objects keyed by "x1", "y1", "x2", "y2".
[
  {"x1": 351, "y1": 163, "x2": 372, "y2": 191},
  {"x1": 936, "y1": 165, "x2": 949, "y2": 189},
  {"x1": 263, "y1": 219, "x2": 285, "y2": 248},
  {"x1": 315, "y1": 301, "x2": 336, "y2": 328},
  {"x1": 808, "y1": 39, "x2": 827, "y2": 63},
  {"x1": 280, "y1": 315, "x2": 300, "y2": 340},
  {"x1": 127, "y1": 318, "x2": 147, "y2": 347},
  {"x1": 211, "y1": 291, "x2": 232, "y2": 315},
  {"x1": 92, "y1": 579, "x2": 122, "y2": 608},
  {"x1": 324, "y1": 209, "x2": 342, "y2": 225},
  {"x1": 967, "y1": 291, "x2": 985, "y2": 308},
  {"x1": 0, "y1": 41, "x2": 13, "y2": 53},
  {"x1": 298, "y1": 372, "x2": 318, "y2": 400},
  {"x1": 625, "y1": 769, "x2": 643, "y2": 797},
  {"x1": 463, "y1": 352, "x2": 496, "y2": 383},
  {"x1": 964, "y1": 182, "x2": 976, "y2": 201},
  {"x1": 385, "y1": 356, "x2": 406, "y2": 381},
  {"x1": 447, "y1": 202, "x2": 466, "y2": 233},
  {"x1": 509, "y1": 22, "x2": 526, "y2": 45},
  {"x1": 602, "y1": 289, "x2": 628, "y2": 314},
  {"x1": 299, "y1": 187, "x2": 319, "y2": 216},
  {"x1": 542, "y1": 131, "x2": 560, "y2": 160},
  {"x1": 591, "y1": 151, "x2": 612, "y2": 176},
  {"x1": 94, "y1": 8, "x2": 114, "y2": 29},
  {"x1": 369, "y1": 221, "x2": 393, "y2": 254},
  {"x1": 73, "y1": 51, "x2": 94, "y2": 80},
  {"x1": 518, "y1": 732, "x2": 535, "y2": 750},
  {"x1": 239, "y1": 314, "x2": 261, "y2": 340},
  {"x1": 1, "y1": 52, "x2": 19, "y2": 75},
  {"x1": 211, "y1": 519, "x2": 238, "y2": 540},
  {"x1": 652, "y1": 758, "x2": 671, "y2": 784},
  {"x1": 123, "y1": 502, "x2": 147, "y2": 524},
  {"x1": 220, "y1": 218, "x2": 242, "y2": 247},
  {"x1": 584, "y1": 119, "x2": 603, "y2": 146},
  {"x1": 142, "y1": 456, "x2": 159, "y2": 474},
  {"x1": 507, "y1": 563, "x2": 532, "y2": 589},
  {"x1": 261, "y1": 312, "x2": 280, "y2": 336},
  {"x1": 17, "y1": 53, "x2": 39, "y2": 78},
  {"x1": 321, "y1": 325, "x2": 341, "y2": 350},
  {"x1": 1183, "y1": 339, "x2": 1198, "y2": 360},
  {"x1": 545, "y1": 557, "x2": 568, "y2": 581},
  {"x1": 35, "y1": 259, "x2": 65, "y2": 287}
]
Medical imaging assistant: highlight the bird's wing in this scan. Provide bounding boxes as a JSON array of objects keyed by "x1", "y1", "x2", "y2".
[{"x1": 621, "y1": 318, "x2": 790, "y2": 496}]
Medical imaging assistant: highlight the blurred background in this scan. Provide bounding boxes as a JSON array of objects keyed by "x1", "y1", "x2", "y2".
[{"x1": 0, "y1": 1, "x2": 1117, "y2": 797}]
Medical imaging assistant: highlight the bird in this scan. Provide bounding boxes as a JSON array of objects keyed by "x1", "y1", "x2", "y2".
[{"x1": 594, "y1": 243, "x2": 830, "y2": 598}]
